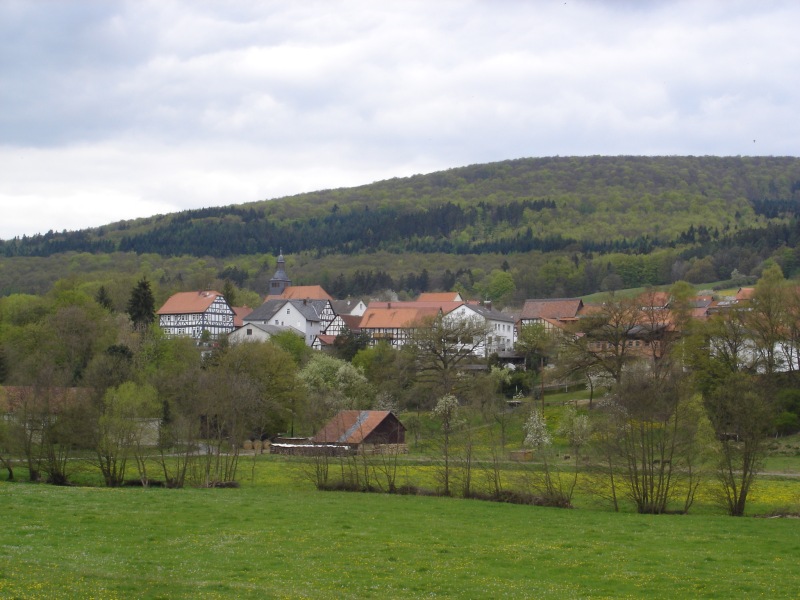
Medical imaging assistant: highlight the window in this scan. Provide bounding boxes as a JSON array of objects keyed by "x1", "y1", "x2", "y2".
[
  {"x1": 247, "y1": 328, "x2": 253, "y2": 336},
  {"x1": 286, "y1": 308, "x2": 291, "y2": 314}
]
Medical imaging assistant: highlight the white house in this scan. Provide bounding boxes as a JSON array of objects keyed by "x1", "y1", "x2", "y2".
[
  {"x1": 244, "y1": 298, "x2": 334, "y2": 346},
  {"x1": 228, "y1": 322, "x2": 293, "y2": 345}
]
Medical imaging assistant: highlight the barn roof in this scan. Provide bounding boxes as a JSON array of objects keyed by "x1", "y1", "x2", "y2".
[{"x1": 313, "y1": 410, "x2": 404, "y2": 444}]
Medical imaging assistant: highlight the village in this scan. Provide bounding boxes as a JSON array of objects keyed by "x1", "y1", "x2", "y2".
[{"x1": 151, "y1": 251, "x2": 781, "y2": 459}]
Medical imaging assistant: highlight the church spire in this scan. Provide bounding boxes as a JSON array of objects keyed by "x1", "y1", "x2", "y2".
[{"x1": 269, "y1": 250, "x2": 291, "y2": 296}]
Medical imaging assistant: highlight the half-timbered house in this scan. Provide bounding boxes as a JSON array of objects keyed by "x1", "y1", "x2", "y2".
[{"x1": 157, "y1": 291, "x2": 235, "y2": 339}]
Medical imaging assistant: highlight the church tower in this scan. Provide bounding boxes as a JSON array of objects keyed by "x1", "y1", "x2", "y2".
[{"x1": 268, "y1": 251, "x2": 291, "y2": 296}]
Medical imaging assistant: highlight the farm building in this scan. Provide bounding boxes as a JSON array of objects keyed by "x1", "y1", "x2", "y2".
[
  {"x1": 270, "y1": 410, "x2": 406, "y2": 456},
  {"x1": 313, "y1": 410, "x2": 406, "y2": 446}
]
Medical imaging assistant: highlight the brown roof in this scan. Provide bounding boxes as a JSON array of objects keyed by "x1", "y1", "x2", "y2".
[
  {"x1": 736, "y1": 287, "x2": 755, "y2": 301},
  {"x1": 315, "y1": 335, "x2": 336, "y2": 346},
  {"x1": 519, "y1": 298, "x2": 584, "y2": 321},
  {"x1": 232, "y1": 306, "x2": 253, "y2": 327},
  {"x1": 313, "y1": 410, "x2": 403, "y2": 444},
  {"x1": 340, "y1": 314, "x2": 362, "y2": 331},
  {"x1": 157, "y1": 291, "x2": 226, "y2": 315}
]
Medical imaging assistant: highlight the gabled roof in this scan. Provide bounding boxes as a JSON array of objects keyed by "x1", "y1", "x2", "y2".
[
  {"x1": 359, "y1": 305, "x2": 442, "y2": 329},
  {"x1": 246, "y1": 298, "x2": 329, "y2": 323},
  {"x1": 314, "y1": 334, "x2": 337, "y2": 347},
  {"x1": 269, "y1": 285, "x2": 333, "y2": 301},
  {"x1": 736, "y1": 287, "x2": 755, "y2": 301},
  {"x1": 231, "y1": 322, "x2": 288, "y2": 337},
  {"x1": 313, "y1": 410, "x2": 404, "y2": 444},
  {"x1": 417, "y1": 292, "x2": 463, "y2": 302},
  {"x1": 331, "y1": 299, "x2": 365, "y2": 316},
  {"x1": 157, "y1": 291, "x2": 228, "y2": 315},
  {"x1": 246, "y1": 299, "x2": 288, "y2": 322},
  {"x1": 340, "y1": 314, "x2": 363, "y2": 331},
  {"x1": 519, "y1": 298, "x2": 584, "y2": 321}
]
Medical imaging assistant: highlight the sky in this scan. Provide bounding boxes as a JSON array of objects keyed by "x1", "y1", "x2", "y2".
[{"x1": 1, "y1": 1, "x2": 798, "y2": 241}]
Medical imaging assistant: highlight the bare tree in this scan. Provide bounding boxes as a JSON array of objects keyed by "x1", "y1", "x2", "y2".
[
  {"x1": 594, "y1": 364, "x2": 705, "y2": 514},
  {"x1": 560, "y1": 293, "x2": 643, "y2": 386},
  {"x1": 411, "y1": 313, "x2": 489, "y2": 399}
]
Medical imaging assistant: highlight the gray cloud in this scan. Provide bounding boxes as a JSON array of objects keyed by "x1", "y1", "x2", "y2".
[{"x1": 1, "y1": 0, "x2": 798, "y2": 239}]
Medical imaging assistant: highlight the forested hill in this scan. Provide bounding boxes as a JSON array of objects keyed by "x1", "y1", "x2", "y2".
[
  {"x1": 4, "y1": 156, "x2": 800, "y2": 260},
  {"x1": 5, "y1": 155, "x2": 800, "y2": 302}
]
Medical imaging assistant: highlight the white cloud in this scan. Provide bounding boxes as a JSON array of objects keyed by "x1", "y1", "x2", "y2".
[{"x1": 1, "y1": 0, "x2": 799, "y2": 239}]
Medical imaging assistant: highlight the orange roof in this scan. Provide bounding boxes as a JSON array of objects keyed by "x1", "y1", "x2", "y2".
[
  {"x1": 736, "y1": 287, "x2": 755, "y2": 301},
  {"x1": 232, "y1": 306, "x2": 253, "y2": 327},
  {"x1": 157, "y1": 291, "x2": 226, "y2": 315},
  {"x1": 276, "y1": 285, "x2": 333, "y2": 301},
  {"x1": 360, "y1": 305, "x2": 442, "y2": 329},
  {"x1": 417, "y1": 292, "x2": 462, "y2": 302},
  {"x1": 313, "y1": 410, "x2": 402, "y2": 444}
]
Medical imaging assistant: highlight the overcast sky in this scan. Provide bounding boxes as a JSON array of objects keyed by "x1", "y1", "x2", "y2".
[{"x1": 1, "y1": 1, "x2": 798, "y2": 240}]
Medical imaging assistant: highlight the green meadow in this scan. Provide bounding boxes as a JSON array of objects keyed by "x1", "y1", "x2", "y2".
[{"x1": 3, "y1": 457, "x2": 800, "y2": 599}]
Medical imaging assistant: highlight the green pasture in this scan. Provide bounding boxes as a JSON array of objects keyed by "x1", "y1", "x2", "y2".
[{"x1": 3, "y1": 456, "x2": 800, "y2": 599}]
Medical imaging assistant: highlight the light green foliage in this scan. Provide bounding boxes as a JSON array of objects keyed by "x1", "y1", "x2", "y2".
[
  {"x1": 478, "y1": 269, "x2": 516, "y2": 306},
  {"x1": 95, "y1": 381, "x2": 160, "y2": 486},
  {"x1": 299, "y1": 353, "x2": 374, "y2": 411},
  {"x1": 269, "y1": 330, "x2": 311, "y2": 366}
]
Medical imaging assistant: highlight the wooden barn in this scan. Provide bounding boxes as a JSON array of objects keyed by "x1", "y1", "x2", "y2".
[
  {"x1": 269, "y1": 411, "x2": 407, "y2": 456},
  {"x1": 313, "y1": 410, "x2": 406, "y2": 449}
]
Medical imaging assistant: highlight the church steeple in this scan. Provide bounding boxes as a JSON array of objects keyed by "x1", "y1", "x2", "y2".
[{"x1": 268, "y1": 250, "x2": 291, "y2": 296}]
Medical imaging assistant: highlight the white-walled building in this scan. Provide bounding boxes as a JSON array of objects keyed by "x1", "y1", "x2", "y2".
[{"x1": 157, "y1": 291, "x2": 235, "y2": 339}]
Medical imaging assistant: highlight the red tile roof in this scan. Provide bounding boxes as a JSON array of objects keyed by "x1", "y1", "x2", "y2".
[{"x1": 157, "y1": 291, "x2": 226, "y2": 315}]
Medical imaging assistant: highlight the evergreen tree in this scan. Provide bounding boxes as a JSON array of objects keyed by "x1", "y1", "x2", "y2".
[
  {"x1": 221, "y1": 279, "x2": 237, "y2": 308},
  {"x1": 95, "y1": 285, "x2": 114, "y2": 311},
  {"x1": 126, "y1": 277, "x2": 155, "y2": 330}
]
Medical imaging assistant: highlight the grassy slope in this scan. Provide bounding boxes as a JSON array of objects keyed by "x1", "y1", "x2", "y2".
[{"x1": 2, "y1": 459, "x2": 800, "y2": 599}]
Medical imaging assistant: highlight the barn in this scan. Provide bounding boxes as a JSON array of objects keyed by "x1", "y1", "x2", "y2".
[{"x1": 313, "y1": 410, "x2": 406, "y2": 448}]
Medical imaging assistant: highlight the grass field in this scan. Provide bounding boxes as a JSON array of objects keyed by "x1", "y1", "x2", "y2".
[{"x1": 3, "y1": 457, "x2": 800, "y2": 599}]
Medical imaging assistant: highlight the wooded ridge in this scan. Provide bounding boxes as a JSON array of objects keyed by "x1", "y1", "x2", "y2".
[{"x1": 2, "y1": 155, "x2": 800, "y2": 301}]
